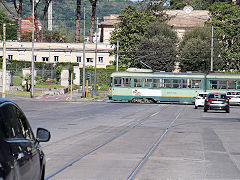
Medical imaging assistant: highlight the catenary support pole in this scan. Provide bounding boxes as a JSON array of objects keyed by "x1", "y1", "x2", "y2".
[
  {"x1": 82, "y1": 7, "x2": 86, "y2": 98},
  {"x1": 94, "y1": 17, "x2": 98, "y2": 95},
  {"x1": 210, "y1": 26, "x2": 214, "y2": 72},
  {"x1": 31, "y1": 0, "x2": 35, "y2": 98},
  {"x1": 116, "y1": 41, "x2": 119, "y2": 72},
  {"x1": 2, "y1": 24, "x2": 6, "y2": 98}
]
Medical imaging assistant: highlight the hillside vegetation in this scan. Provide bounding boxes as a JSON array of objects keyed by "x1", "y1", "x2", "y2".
[{"x1": 3, "y1": 0, "x2": 138, "y2": 40}]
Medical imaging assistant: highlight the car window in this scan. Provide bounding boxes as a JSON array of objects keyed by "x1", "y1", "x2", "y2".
[
  {"x1": 208, "y1": 94, "x2": 226, "y2": 99},
  {"x1": 0, "y1": 104, "x2": 34, "y2": 140}
]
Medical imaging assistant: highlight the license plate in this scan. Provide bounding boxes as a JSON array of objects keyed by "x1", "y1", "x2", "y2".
[{"x1": 212, "y1": 101, "x2": 222, "y2": 104}]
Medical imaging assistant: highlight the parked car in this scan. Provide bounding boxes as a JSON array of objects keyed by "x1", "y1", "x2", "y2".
[
  {"x1": 226, "y1": 91, "x2": 240, "y2": 105},
  {"x1": 0, "y1": 98, "x2": 51, "y2": 180},
  {"x1": 194, "y1": 92, "x2": 209, "y2": 109},
  {"x1": 204, "y1": 93, "x2": 230, "y2": 113}
]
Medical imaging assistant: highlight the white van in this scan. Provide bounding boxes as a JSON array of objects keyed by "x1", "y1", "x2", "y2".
[{"x1": 227, "y1": 91, "x2": 240, "y2": 105}]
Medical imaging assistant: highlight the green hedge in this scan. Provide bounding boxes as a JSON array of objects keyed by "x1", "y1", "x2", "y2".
[{"x1": 0, "y1": 59, "x2": 127, "y2": 87}]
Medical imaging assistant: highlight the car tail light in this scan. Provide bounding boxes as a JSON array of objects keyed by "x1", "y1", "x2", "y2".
[
  {"x1": 205, "y1": 99, "x2": 212, "y2": 102},
  {"x1": 222, "y1": 100, "x2": 229, "y2": 102}
]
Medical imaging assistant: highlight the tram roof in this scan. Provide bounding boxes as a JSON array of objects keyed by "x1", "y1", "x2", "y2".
[{"x1": 111, "y1": 71, "x2": 240, "y2": 79}]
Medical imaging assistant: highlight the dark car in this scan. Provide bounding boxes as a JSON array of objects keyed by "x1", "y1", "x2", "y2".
[
  {"x1": 204, "y1": 93, "x2": 230, "y2": 113},
  {"x1": 0, "y1": 98, "x2": 50, "y2": 180}
]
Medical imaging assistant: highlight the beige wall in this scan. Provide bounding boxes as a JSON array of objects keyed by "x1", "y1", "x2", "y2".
[{"x1": 0, "y1": 42, "x2": 115, "y2": 68}]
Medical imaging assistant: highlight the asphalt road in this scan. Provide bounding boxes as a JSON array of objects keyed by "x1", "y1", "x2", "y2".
[{"x1": 11, "y1": 97, "x2": 240, "y2": 180}]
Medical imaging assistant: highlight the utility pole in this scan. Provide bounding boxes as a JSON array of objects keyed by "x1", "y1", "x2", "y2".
[
  {"x1": 2, "y1": 24, "x2": 6, "y2": 98},
  {"x1": 210, "y1": 26, "x2": 214, "y2": 72},
  {"x1": 116, "y1": 41, "x2": 119, "y2": 72},
  {"x1": 94, "y1": 17, "x2": 98, "y2": 95},
  {"x1": 31, "y1": 0, "x2": 35, "y2": 98},
  {"x1": 82, "y1": 7, "x2": 86, "y2": 98}
]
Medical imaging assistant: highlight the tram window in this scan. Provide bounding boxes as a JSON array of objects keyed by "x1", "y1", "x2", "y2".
[
  {"x1": 182, "y1": 79, "x2": 191, "y2": 88},
  {"x1": 163, "y1": 79, "x2": 172, "y2": 88},
  {"x1": 210, "y1": 80, "x2": 218, "y2": 89},
  {"x1": 134, "y1": 78, "x2": 143, "y2": 87},
  {"x1": 192, "y1": 80, "x2": 201, "y2": 89},
  {"x1": 110, "y1": 77, "x2": 113, "y2": 87},
  {"x1": 219, "y1": 80, "x2": 227, "y2": 89},
  {"x1": 237, "y1": 81, "x2": 240, "y2": 89},
  {"x1": 172, "y1": 79, "x2": 181, "y2": 88},
  {"x1": 153, "y1": 79, "x2": 163, "y2": 88},
  {"x1": 122, "y1": 78, "x2": 131, "y2": 87},
  {"x1": 228, "y1": 80, "x2": 236, "y2": 89},
  {"x1": 144, "y1": 79, "x2": 153, "y2": 88},
  {"x1": 114, "y1": 77, "x2": 121, "y2": 87}
]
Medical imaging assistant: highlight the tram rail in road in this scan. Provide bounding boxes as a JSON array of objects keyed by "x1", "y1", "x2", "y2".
[
  {"x1": 127, "y1": 107, "x2": 185, "y2": 180},
  {"x1": 45, "y1": 105, "x2": 171, "y2": 180}
]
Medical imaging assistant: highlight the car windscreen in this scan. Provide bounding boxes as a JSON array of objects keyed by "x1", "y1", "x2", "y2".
[
  {"x1": 199, "y1": 94, "x2": 208, "y2": 98},
  {"x1": 208, "y1": 94, "x2": 226, "y2": 99},
  {"x1": 227, "y1": 92, "x2": 240, "y2": 95}
]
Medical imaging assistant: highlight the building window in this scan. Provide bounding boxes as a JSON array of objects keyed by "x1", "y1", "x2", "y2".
[
  {"x1": 42, "y1": 57, "x2": 49, "y2": 62},
  {"x1": 98, "y1": 57, "x2": 103, "y2": 63},
  {"x1": 77, "y1": 56, "x2": 81, "y2": 62},
  {"x1": 34, "y1": 55, "x2": 37, "y2": 62},
  {"x1": 8, "y1": 55, "x2": 13, "y2": 60},
  {"x1": 54, "y1": 56, "x2": 59, "y2": 62},
  {"x1": 87, "y1": 58, "x2": 93, "y2": 63}
]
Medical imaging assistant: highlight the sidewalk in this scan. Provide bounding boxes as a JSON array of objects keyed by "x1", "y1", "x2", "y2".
[
  {"x1": 6, "y1": 91, "x2": 107, "y2": 102},
  {"x1": 37, "y1": 92, "x2": 107, "y2": 102}
]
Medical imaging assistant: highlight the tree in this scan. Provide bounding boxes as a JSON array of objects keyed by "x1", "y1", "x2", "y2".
[
  {"x1": 41, "y1": 0, "x2": 52, "y2": 42},
  {"x1": 179, "y1": 27, "x2": 223, "y2": 72},
  {"x1": 75, "y1": 0, "x2": 81, "y2": 43},
  {"x1": 136, "y1": 22, "x2": 178, "y2": 71},
  {"x1": 140, "y1": 0, "x2": 169, "y2": 21},
  {"x1": 209, "y1": 2, "x2": 240, "y2": 70},
  {"x1": 169, "y1": 0, "x2": 232, "y2": 10},
  {"x1": 30, "y1": 0, "x2": 41, "y2": 42},
  {"x1": 89, "y1": 0, "x2": 98, "y2": 42},
  {"x1": 110, "y1": 5, "x2": 156, "y2": 68},
  {"x1": 1, "y1": 0, "x2": 22, "y2": 41},
  {"x1": 0, "y1": 7, "x2": 17, "y2": 40}
]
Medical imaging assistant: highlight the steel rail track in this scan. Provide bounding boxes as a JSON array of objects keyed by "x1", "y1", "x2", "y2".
[
  {"x1": 45, "y1": 105, "x2": 168, "y2": 180},
  {"x1": 127, "y1": 105, "x2": 186, "y2": 180}
]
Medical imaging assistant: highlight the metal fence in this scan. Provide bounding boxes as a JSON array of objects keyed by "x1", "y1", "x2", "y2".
[{"x1": 36, "y1": 69, "x2": 57, "y2": 80}]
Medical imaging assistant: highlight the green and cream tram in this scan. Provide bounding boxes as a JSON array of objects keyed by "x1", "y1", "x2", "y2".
[{"x1": 108, "y1": 68, "x2": 240, "y2": 103}]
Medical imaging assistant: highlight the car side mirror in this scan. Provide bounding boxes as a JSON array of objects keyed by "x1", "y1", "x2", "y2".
[{"x1": 37, "y1": 128, "x2": 51, "y2": 142}]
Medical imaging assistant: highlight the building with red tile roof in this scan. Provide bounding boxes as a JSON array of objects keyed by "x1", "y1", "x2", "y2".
[{"x1": 21, "y1": 16, "x2": 42, "y2": 33}]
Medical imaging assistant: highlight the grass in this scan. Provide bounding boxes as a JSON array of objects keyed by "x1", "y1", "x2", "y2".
[
  {"x1": 35, "y1": 84, "x2": 65, "y2": 88},
  {"x1": 6, "y1": 91, "x2": 43, "y2": 97},
  {"x1": 13, "y1": 76, "x2": 22, "y2": 86}
]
